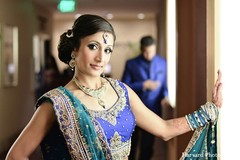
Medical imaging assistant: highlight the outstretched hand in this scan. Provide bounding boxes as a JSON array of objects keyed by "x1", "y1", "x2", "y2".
[{"x1": 212, "y1": 70, "x2": 223, "y2": 108}]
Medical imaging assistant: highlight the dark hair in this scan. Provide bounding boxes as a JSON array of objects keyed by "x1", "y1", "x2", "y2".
[
  {"x1": 58, "y1": 14, "x2": 116, "y2": 65},
  {"x1": 140, "y1": 35, "x2": 155, "y2": 51}
]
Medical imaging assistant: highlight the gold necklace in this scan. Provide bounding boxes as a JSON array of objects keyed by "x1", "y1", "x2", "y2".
[{"x1": 72, "y1": 77, "x2": 107, "y2": 109}]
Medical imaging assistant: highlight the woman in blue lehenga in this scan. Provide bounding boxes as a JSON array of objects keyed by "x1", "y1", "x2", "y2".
[{"x1": 6, "y1": 14, "x2": 222, "y2": 160}]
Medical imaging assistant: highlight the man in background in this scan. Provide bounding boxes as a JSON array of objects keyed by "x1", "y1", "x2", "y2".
[{"x1": 122, "y1": 35, "x2": 171, "y2": 160}]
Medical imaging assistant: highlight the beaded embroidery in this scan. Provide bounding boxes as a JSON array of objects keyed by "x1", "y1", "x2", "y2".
[
  {"x1": 88, "y1": 79, "x2": 127, "y2": 125},
  {"x1": 37, "y1": 78, "x2": 135, "y2": 160},
  {"x1": 39, "y1": 88, "x2": 92, "y2": 159},
  {"x1": 88, "y1": 78, "x2": 135, "y2": 159}
]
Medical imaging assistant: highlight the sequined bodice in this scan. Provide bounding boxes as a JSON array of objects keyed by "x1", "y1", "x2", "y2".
[
  {"x1": 36, "y1": 78, "x2": 135, "y2": 160},
  {"x1": 87, "y1": 78, "x2": 136, "y2": 159}
]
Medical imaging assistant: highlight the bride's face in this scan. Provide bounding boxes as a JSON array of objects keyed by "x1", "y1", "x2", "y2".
[{"x1": 73, "y1": 31, "x2": 114, "y2": 77}]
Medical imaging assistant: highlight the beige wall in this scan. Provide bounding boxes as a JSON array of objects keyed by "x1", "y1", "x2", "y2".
[
  {"x1": 0, "y1": 0, "x2": 52, "y2": 153},
  {"x1": 52, "y1": 17, "x2": 157, "y2": 79}
]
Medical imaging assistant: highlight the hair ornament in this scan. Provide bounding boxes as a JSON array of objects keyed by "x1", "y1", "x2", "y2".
[{"x1": 66, "y1": 29, "x2": 73, "y2": 38}]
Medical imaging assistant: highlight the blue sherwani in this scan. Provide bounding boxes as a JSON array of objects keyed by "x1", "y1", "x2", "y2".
[{"x1": 122, "y1": 54, "x2": 168, "y2": 115}]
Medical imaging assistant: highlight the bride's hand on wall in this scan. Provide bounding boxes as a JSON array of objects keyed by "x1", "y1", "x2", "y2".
[{"x1": 212, "y1": 70, "x2": 223, "y2": 108}]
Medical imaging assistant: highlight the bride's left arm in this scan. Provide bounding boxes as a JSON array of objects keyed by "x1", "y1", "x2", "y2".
[{"x1": 127, "y1": 85, "x2": 191, "y2": 141}]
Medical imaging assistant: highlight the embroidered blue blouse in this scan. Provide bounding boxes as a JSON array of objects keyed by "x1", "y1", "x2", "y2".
[
  {"x1": 87, "y1": 79, "x2": 136, "y2": 159},
  {"x1": 36, "y1": 78, "x2": 136, "y2": 160}
]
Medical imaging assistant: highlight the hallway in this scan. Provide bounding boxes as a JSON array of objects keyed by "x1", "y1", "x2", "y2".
[{"x1": 1, "y1": 0, "x2": 225, "y2": 159}]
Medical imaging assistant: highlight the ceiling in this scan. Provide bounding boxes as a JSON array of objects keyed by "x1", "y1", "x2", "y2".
[{"x1": 33, "y1": 0, "x2": 161, "y2": 20}]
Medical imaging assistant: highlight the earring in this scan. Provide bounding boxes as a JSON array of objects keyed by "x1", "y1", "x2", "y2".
[{"x1": 69, "y1": 53, "x2": 75, "y2": 70}]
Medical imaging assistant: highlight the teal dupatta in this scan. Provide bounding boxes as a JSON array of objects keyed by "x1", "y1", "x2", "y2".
[
  {"x1": 39, "y1": 86, "x2": 112, "y2": 160},
  {"x1": 180, "y1": 122, "x2": 218, "y2": 160}
]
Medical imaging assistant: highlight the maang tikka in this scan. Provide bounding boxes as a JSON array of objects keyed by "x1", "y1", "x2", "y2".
[
  {"x1": 69, "y1": 53, "x2": 75, "y2": 70},
  {"x1": 102, "y1": 32, "x2": 108, "y2": 44}
]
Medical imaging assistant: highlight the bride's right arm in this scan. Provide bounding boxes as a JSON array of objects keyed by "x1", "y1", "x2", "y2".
[{"x1": 5, "y1": 102, "x2": 56, "y2": 160}]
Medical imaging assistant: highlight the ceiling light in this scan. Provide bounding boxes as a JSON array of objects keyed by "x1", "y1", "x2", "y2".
[
  {"x1": 106, "y1": 13, "x2": 114, "y2": 20},
  {"x1": 137, "y1": 13, "x2": 145, "y2": 19}
]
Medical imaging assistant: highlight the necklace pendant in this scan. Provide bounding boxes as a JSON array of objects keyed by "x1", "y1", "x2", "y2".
[
  {"x1": 73, "y1": 77, "x2": 107, "y2": 109},
  {"x1": 98, "y1": 98, "x2": 105, "y2": 109}
]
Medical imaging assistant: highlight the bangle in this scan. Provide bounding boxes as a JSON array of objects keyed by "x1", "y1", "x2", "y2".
[{"x1": 185, "y1": 102, "x2": 219, "y2": 130}]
